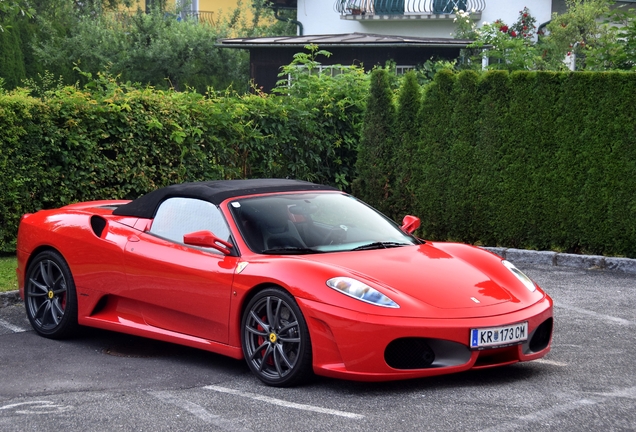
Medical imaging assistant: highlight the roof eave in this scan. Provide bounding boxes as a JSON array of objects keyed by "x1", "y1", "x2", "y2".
[{"x1": 216, "y1": 42, "x2": 474, "y2": 49}]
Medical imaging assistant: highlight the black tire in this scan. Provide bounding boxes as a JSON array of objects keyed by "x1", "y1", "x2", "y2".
[
  {"x1": 241, "y1": 287, "x2": 313, "y2": 387},
  {"x1": 24, "y1": 250, "x2": 79, "y2": 339}
]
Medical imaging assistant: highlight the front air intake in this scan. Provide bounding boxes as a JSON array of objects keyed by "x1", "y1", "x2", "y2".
[
  {"x1": 385, "y1": 338, "x2": 435, "y2": 369},
  {"x1": 529, "y1": 318, "x2": 553, "y2": 352}
]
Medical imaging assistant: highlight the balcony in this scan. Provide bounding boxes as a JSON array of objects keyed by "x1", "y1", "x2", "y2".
[
  {"x1": 334, "y1": 0, "x2": 484, "y2": 20},
  {"x1": 178, "y1": 11, "x2": 216, "y2": 25}
]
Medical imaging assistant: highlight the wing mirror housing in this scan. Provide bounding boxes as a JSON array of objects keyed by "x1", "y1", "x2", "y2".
[
  {"x1": 401, "y1": 215, "x2": 420, "y2": 234},
  {"x1": 183, "y1": 230, "x2": 233, "y2": 255}
]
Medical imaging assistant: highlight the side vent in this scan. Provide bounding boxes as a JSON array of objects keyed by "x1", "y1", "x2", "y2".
[
  {"x1": 91, "y1": 295, "x2": 109, "y2": 316},
  {"x1": 90, "y1": 215, "x2": 107, "y2": 238}
]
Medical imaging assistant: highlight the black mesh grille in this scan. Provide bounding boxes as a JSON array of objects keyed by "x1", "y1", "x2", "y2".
[
  {"x1": 385, "y1": 338, "x2": 435, "y2": 369},
  {"x1": 529, "y1": 318, "x2": 553, "y2": 352}
]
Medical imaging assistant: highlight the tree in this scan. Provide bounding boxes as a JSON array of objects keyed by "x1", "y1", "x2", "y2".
[
  {"x1": 392, "y1": 71, "x2": 421, "y2": 220},
  {"x1": 0, "y1": 1, "x2": 33, "y2": 32},
  {"x1": 543, "y1": 0, "x2": 614, "y2": 70},
  {"x1": 584, "y1": 6, "x2": 636, "y2": 70},
  {"x1": 31, "y1": 6, "x2": 252, "y2": 92},
  {"x1": 1, "y1": 0, "x2": 297, "y2": 92},
  {"x1": 0, "y1": 19, "x2": 26, "y2": 86},
  {"x1": 352, "y1": 68, "x2": 396, "y2": 215},
  {"x1": 0, "y1": 0, "x2": 35, "y2": 87}
]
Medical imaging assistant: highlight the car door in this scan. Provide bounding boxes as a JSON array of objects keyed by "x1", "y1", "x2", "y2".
[{"x1": 123, "y1": 197, "x2": 238, "y2": 343}]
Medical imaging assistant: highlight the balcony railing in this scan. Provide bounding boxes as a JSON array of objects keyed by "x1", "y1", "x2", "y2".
[
  {"x1": 178, "y1": 11, "x2": 216, "y2": 25},
  {"x1": 334, "y1": 0, "x2": 485, "y2": 18}
]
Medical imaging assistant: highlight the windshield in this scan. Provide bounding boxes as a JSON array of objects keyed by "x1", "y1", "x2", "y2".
[{"x1": 229, "y1": 192, "x2": 420, "y2": 254}]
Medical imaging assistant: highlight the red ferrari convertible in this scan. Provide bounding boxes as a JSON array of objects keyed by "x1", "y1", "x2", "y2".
[{"x1": 16, "y1": 179, "x2": 553, "y2": 386}]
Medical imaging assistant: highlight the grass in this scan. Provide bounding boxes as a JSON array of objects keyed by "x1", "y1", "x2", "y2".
[{"x1": 0, "y1": 255, "x2": 18, "y2": 293}]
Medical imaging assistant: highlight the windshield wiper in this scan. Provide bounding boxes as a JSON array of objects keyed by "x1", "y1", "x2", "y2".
[
  {"x1": 261, "y1": 247, "x2": 324, "y2": 255},
  {"x1": 351, "y1": 242, "x2": 411, "y2": 251}
]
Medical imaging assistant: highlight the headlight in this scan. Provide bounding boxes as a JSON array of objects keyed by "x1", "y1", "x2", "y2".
[
  {"x1": 502, "y1": 260, "x2": 536, "y2": 292},
  {"x1": 326, "y1": 277, "x2": 399, "y2": 308}
]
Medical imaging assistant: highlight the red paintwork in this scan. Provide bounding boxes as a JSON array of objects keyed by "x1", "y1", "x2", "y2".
[
  {"x1": 16, "y1": 193, "x2": 553, "y2": 381},
  {"x1": 400, "y1": 215, "x2": 421, "y2": 234}
]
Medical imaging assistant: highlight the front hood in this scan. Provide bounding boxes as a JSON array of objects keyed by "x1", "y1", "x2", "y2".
[{"x1": 303, "y1": 242, "x2": 541, "y2": 316}]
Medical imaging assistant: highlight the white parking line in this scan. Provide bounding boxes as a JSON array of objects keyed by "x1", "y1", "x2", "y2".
[
  {"x1": 555, "y1": 303, "x2": 634, "y2": 326},
  {"x1": 149, "y1": 391, "x2": 252, "y2": 432},
  {"x1": 592, "y1": 386, "x2": 636, "y2": 400},
  {"x1": 533, "y1": 358, "x2": 568, "y2": 367},
  {"x1": 0, "y1": 401, "x2": 73, "y2": 415},
  {"x1": 478, "y1": 398, "x2": 599, "y2": 432},
  {"x1": 204, "y1": 385, "x2": 364, "y2": 419},
  {"x1": 479, "y1": 385, "x2": 636, "y2": 432},
  {"x1": 0, "y1": 318, "x2": 28, "y2": 333}
]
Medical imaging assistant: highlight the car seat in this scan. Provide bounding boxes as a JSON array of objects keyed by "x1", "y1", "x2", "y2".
[{"x1": 260, "y1": 206, "x2": 307, "y2": 250}]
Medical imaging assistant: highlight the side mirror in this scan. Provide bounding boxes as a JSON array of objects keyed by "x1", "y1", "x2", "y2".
[
  {"x1": 401, "y1": 215, "x2": 420, "y2": 234},
  {"x1": 183, "y1": 230, "x2": 233, "y2": 255}
]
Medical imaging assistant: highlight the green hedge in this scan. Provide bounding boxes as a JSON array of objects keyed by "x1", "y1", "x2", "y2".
[
  {"x1": 401, "y1": 70, "x2": 636, "y2": 257},
  {"x1": 0, "y1": 76, "x2": 365, "y2": 252},
  {"x1": 2, "y1": 69, "x2": 635, "y2": 258}
]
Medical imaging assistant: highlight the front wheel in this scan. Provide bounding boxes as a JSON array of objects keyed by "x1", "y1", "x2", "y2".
[
  {"x1": 24, "y1": 250, "x2": 79, "y2": 339},
  {"x1": 241, "y1": 288, "x2": 312, "y2": 387}
]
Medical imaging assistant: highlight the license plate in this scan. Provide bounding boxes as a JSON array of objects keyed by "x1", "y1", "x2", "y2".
[{"x1": 470, "y1": 322, "x2": 528, "y2": 349}]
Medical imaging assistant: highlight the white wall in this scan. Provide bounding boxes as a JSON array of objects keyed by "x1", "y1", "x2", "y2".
[
  {"x1": 481, "y1": 0, "x2": 552, "y2": 28},
  {"x1": 297, "y1": 0, "x2": 553, "y2": 38}
]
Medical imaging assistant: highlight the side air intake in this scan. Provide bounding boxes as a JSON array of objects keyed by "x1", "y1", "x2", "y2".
[{"x1": 90, "y1": 215, "x2": 107, "y2": 238}]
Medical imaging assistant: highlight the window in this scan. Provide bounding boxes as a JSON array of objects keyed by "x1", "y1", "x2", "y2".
[
  {"x1": 229, "y1": 193, "x2": 418, "y2": 254},
  {"x1": 395, "y1": 65, "x2": 416, "y2": 75},
  {"x1": 285, "y1": 64, "x2": 354, "y2": 87},
  {"x1": 150, "y1": 197, "x2": 231, "y2": 252},
  {"x1": 286, "y1": 64, "x2": 413, "y2": 87}
]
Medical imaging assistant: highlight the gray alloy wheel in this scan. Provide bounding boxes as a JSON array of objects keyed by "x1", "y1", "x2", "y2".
[
  {"x1": 241, "y1": 288, "x2": 312, "y2": 387},
  {"x1": 25, "y1": 250, "x2": 79, "y2": 339}
]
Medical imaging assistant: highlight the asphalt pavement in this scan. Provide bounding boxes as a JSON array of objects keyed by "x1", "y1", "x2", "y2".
[{"x1": 1, "y1": 251, "x2": 635, "y2": 431}]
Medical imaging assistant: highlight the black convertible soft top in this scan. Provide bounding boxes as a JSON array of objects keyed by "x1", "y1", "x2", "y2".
[{"x1": 112, "y1": 179, "x2": 339, "y2": 219}]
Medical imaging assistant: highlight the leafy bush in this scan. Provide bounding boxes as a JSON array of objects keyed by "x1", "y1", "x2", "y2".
[
  {"x1": 0, "y1": 63, "x2": 367, "y2": 252},
  {"x1": 1, "y1": 0, "x2": 297, "y2": 93},
  {"x1": 2, "y1": 62, "x2": 635, "y2": 258},
  {"x1": 32, "y1": 9, "x2": 249, "y2": 93}
]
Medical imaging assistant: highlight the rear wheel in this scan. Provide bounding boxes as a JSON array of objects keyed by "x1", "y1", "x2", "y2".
[
  {"x1": 24, "y1": 250, "x2": 79, "y2": 339},
  {"x1": 241, "y1": 288, "x2": 312, "y2": 387}
]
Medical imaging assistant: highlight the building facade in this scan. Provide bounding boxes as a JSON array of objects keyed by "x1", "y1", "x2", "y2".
[
  {"x1": 296, "y1": 1, "x2": 553, "y2": 38},
  {"x1": 126, "y1": 0, "x2": 246, "y2": 23}
]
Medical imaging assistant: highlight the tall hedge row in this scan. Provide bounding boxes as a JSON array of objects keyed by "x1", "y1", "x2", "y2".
[
  {"x1": 400, "y1": 70, "x2": 636, "y2": 257},
  {"x1": 2, "y1": 70, "x2": 635, "y2": 257},
  {"x1": 0, "y1": 79, "x2": 365, "y2": 252}
]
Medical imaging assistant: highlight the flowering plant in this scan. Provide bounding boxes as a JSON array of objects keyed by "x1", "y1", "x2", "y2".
[
  {"x1": 511, "y1": 7, "x2": 537, "y2": 39},
  {"x1": 452, "y1": 7, "x2": 478, "y2": 39},
  {"x1": 490, "y1": 8, "x2": 537, "y2": 40},
  {"x1": 468, "y1": 9, "x2": 542, "y2": 71}
]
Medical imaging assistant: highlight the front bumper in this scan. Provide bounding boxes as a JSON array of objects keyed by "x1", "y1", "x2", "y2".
[{"x1": 298, "y1": 295, "x2": 553, "y2": 381}]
